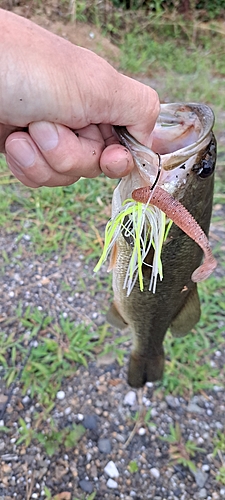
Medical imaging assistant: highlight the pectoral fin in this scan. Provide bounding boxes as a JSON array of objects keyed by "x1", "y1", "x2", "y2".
[
  {"x1": 170, "y1": 285, "x2": 201, "y2": 337},
  {"x1": 107, "y1": 242, "x2": 118, "y2": 272},
  {"x1": 107, "y1": 303, "x2": 128, "y2": 330}
]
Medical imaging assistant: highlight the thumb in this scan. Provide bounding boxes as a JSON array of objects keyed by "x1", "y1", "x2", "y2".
[{"x1": 110, "y1": 73, "x2": 160, "y2": 146}]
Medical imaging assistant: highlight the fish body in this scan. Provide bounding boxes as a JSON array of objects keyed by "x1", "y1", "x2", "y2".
[{"x1": 107, "y1": 103, "x2": 216, "y2": 388}]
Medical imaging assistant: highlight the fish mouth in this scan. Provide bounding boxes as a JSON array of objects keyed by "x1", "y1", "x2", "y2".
[
  {"x1": 108, "y1": 103, "x2": 216, "y2": 294},
  {"x1": 114, "y1": 102, "x2": 214, "y2": 197}
]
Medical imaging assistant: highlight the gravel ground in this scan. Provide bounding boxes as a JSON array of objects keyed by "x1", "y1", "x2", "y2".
[
  {"x1": 0, "y1": 225, "x2": 224, "y2": 500},
  {"x1": 1, "y1": 7, "x2": 225, "y2": 500}
]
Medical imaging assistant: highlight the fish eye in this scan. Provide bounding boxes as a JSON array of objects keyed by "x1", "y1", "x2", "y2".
[
  {"x1": 192, "y1": 138, "x2": 216, "y2": 179},
  {"x1": 198, "y1": 159, "x2": 214, "y2": 178}
]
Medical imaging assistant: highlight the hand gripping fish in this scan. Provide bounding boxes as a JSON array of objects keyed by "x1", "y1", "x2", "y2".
[{"x1": 96, "y1": 103, "x2": 217, "y2": 388}]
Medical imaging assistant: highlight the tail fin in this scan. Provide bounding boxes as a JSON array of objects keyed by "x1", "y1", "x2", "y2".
[{"x1": 128, "y1": 351, "x2": 164, "y2": 388}]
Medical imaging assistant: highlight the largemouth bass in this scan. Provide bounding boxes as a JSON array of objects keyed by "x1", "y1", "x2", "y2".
[{"x1": 106, "y1": 103, "x2": 217, "y2": 388}]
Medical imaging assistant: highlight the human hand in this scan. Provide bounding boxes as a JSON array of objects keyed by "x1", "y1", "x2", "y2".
[{"x1": 0, "y1": 9, "x2": 159, "y2": 188}]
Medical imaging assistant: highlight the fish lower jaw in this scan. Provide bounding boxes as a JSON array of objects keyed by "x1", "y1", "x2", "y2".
[{"x1": 159, "y1": 154, "x2": 198, "y2": 195}]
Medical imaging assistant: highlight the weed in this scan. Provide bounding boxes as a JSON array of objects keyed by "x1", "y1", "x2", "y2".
[
  {"x1": 160, "y1": 422, "x2": 205, "y2": 472},
  {"x1": 73, "y1": 493, "x2": 96, "y2": 500},
  {"x1": 144, "y1": 407, "x2": 155, "y2": 426},
  {"x1": 213, "y1": 430, "x2": 225, "y2": 457},
  {"x1": 1, "y1": 308, "x2": 98, "y2": 405},
  {"x1": 100, "y1": 333, "x2": 130, "y2": 366},
  {"x1": 21, "y1": 314, "x2": 96, "y2": 403},
  {"x1": 216, "y1": 466, "x2": 225, "y2": 485},
  {"x1": 212, "y1": 430, "x2": 225, "y2": 484},
  {"x1": 44, "y1": 486, "x2": 96, "y2": 500},
  {"x1": 36, "y1": 422, "x2": 86, "y2": 456},
  {"x1": 128, "y1": 460, "x2": 139, "y2": 473},
  {"x1": 17, "y1": 417, "x2": 86, "y2": 456},
  {"x1": 0, "y1": 426, "x2": 10, "y2": 433},
  {"x1": 43, "y1": 486, "x2": 96, "y2": 500},
  {"x1": 0, "y1": 162, "x2": 116, "y2": 256}
]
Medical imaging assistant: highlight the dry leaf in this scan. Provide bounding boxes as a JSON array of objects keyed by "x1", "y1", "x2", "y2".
[{"x1": 53, "y1": 493, "x2": 71, "y2": 500}]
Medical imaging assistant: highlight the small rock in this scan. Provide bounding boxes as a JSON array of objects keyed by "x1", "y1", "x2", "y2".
[
  {"x1": 124, "y1": 391, "x2": 136, "y2": 406},
  {"x1": 86, "y1": 453, "x2": 92, "y2": 463},
  {"x1": 23, "y1": 234, "x2": 31, "y2": 241},
  {"x1": 165, "y1": 395, "x2": 180, "y2": 409},
  {"x1": 198, "y1": 488, "x2": 207, "y2": 499},
  {"x1": 142, "y1": 396, "x2": 151, "y2": 407},
  {"x1": 107, "y1": 478, "x2": 118, "y2": 489},
  {"x1": 212, "y1": 493, "x2": 220, "y2": 500},
  {"x1": 220, "y1": 489, "x2": 225, "y2": 497},
  {"x1": 22, "y1": 396, "x2": 30, "y2": 404},
  {"x1": 1, "y1": 454, "x2": 18, "y2": 461},
  {"x1": 138, "y1": 427, "x2": 146, "y2": 436},
  {"x1": 64, "y1": 407, "x2": 71, "y2": 416},
  {"x1": 159, "y1": 401, "x2": 167, "y2": 411},
  {"x1": 83, "y1": 415, "x2": 97, "y2": 430},
  {"x1": 193, "y1": 469, "x2": 208, "y2": 488},
  {"x1": 146, "y1": 382, "x2": 153, "y2": 388},
  {"x1": 56, "y1": 390, "x2": 65, "y2": 400},
  {"x1": 104, "y1": 461, "x2": 119, "y2": 478},
  {"x1": 186, "y1": 403, "x2": 203, "y2": 414},
  {"x1": 150, "y1": 467, "x2": 160, "y2": 479},
  {"x1": 77, "y1": 413, "x2": 84, "y2": 421},
  {"x1": 79, "y1": 479, "x2": 93, "y2": 494},
  {"x1": 98, "y1": 438, "x2": 112, "y2": 454},
  {"x1": 0, "y1": 420, "x2": 4, "y2": 427},
  {"x1": 90, "y1": 465, "x2": 97, "y2": 478},
  {"x1": 213, "y1": 385, "x2": 223, "y2": 392},
  {"x1": 202, "y1": 464, "x2": 210, "y2": 472},
  {"x1": 115, "y1": 434, "x2": 125, "y2": 443},
  {"x1": 215, "y1": 421, "x2": 223, "y2": 430},
  {"x1": 96, "y1": 352, "x2": 116, "y2": 366}
]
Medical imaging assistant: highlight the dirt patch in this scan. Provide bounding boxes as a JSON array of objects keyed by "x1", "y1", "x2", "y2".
[{"x1": 10, "y1": 5, "x2": 121, "y2": 67}]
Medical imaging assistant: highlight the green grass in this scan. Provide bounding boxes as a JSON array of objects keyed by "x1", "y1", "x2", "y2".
[
  {"x1": 120, "y1": 27, "x2": 225, "y2": 76},
  {"x1": 119, "y1": 25, "x2": 225, "y2": 110},
  {"x1": 128, "y1": 460, "x2": 139, "y2": 473},
  {"x1": 0, "y1": 157, "x2": 116, "y2": 256},
  {"x1": 17, "y1": 417, "x2": 86, "y2": 456},
  {"x1": 160, "y1": 422, "x2": 206, "y2": 472},
  {"x1": 1, "y1": 308, "x2": 98, "y2": 405},
  {"x1": 163, "y1": 275, "x2": 225, "y2": 395},
  {"x1": 213, "y1": 431, "x2": 225, "y2": 485},
  {"x1": 0, "y1": 16, "x2": 225, "y2": 496}
]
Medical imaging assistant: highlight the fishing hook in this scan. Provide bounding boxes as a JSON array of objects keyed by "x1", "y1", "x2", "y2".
[{"x1": 150, "y1": 153, "x2": 161, "y2": 191}]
